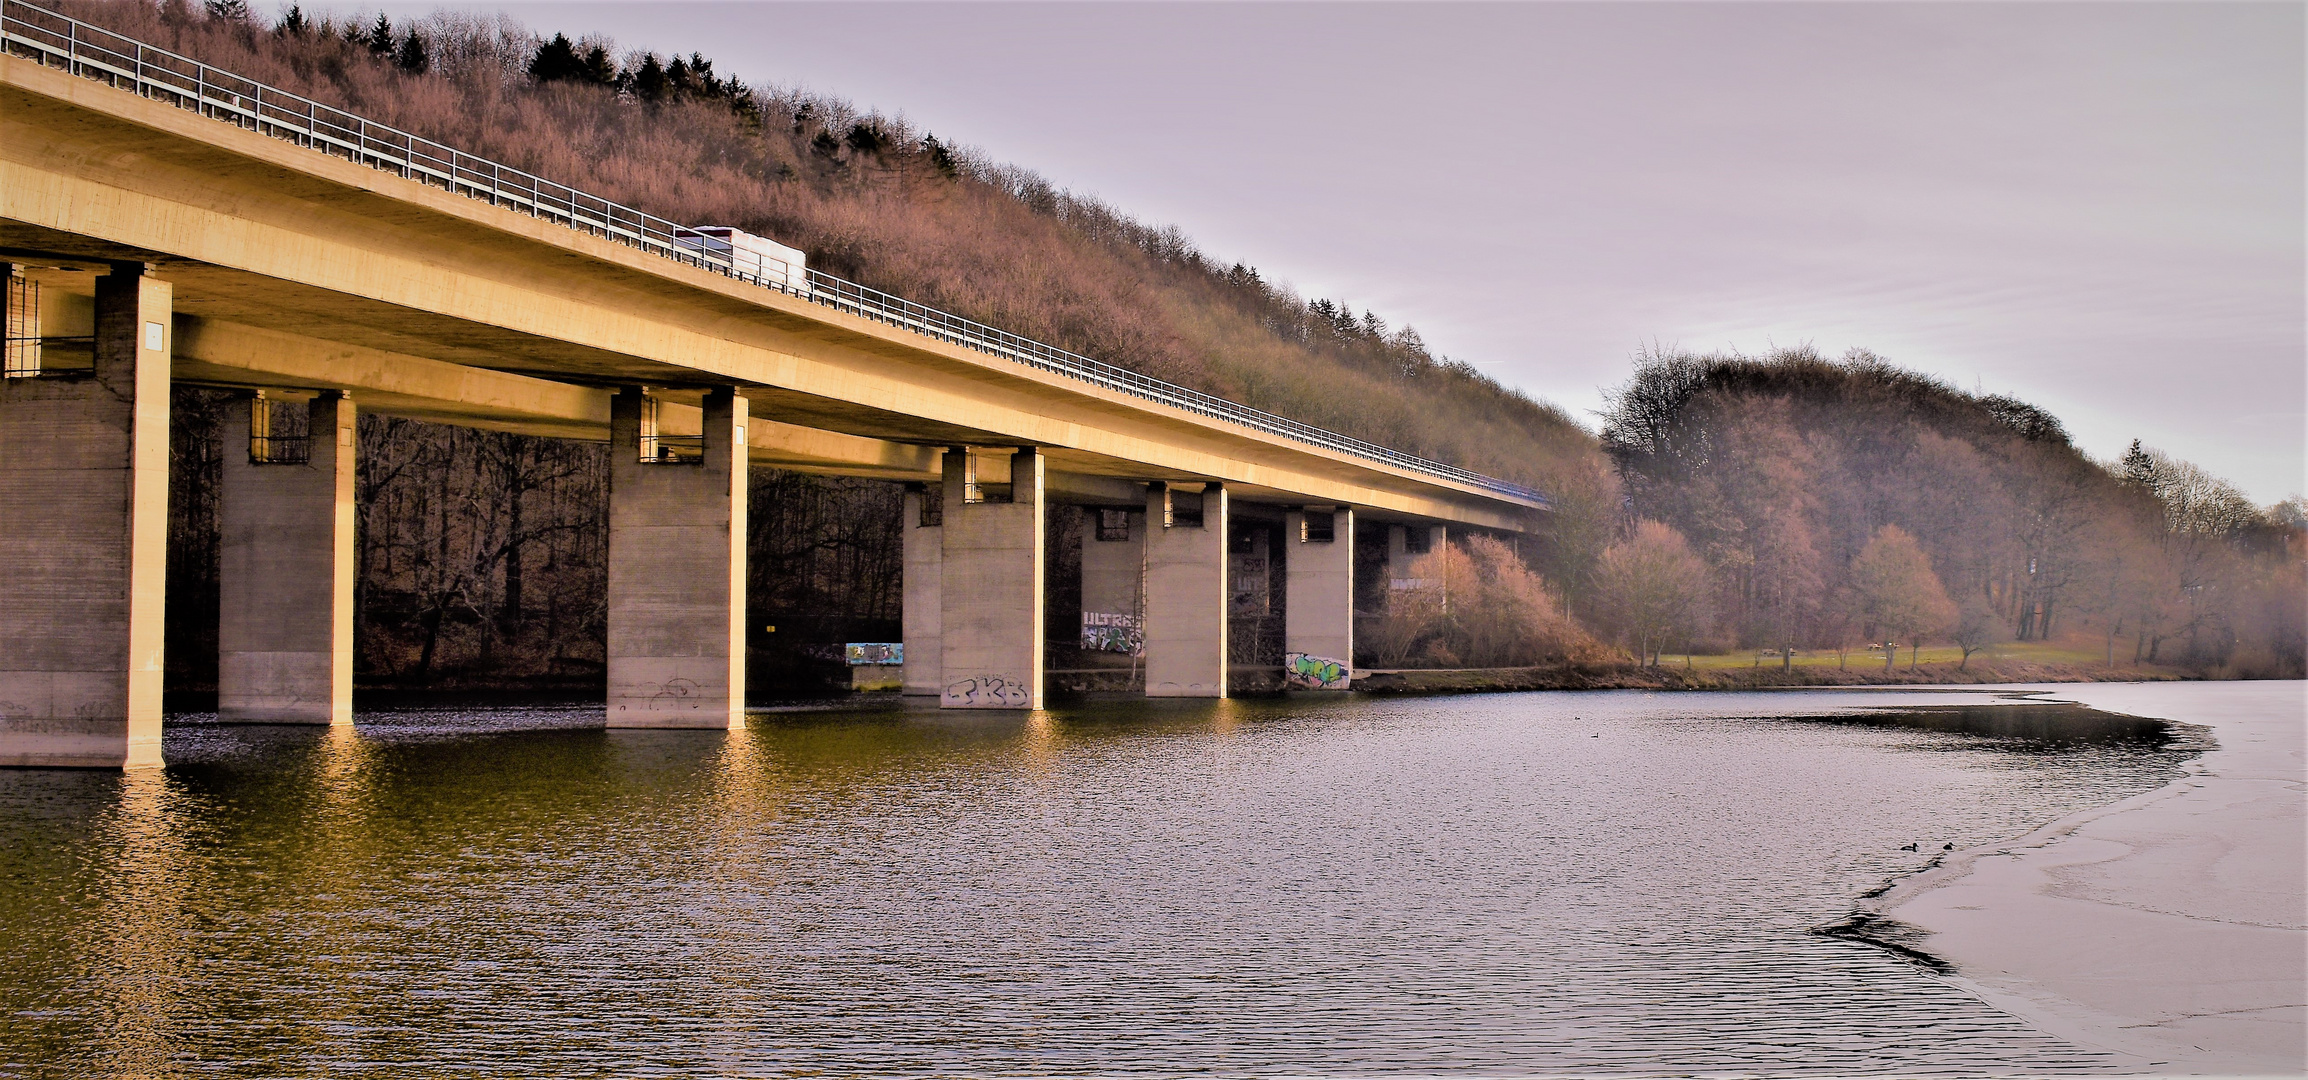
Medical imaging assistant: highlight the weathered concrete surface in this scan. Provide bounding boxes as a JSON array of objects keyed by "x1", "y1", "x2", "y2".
[
  {"x1": 1143, "y1": 483, "x2": 1228, "y2": 698},
  {"x1": 217, "y1": 392, "x2": 354, "y2": 724},
  {"x1": 170, "y1": 316, "x2": 940, "y2": 479},
  {"x1": 1284, "y1": 507, "x2": 1354, "y2": 689},
  {"x1": 1385, "y1": 523, "x2": 1448, "y2": 590},
  {"x1": 1080, "y1": 506, "x2": 1144, "y2": 656},
  {"x1": 0, "y1": 266, "x2": 169, "y2": 768},
  {"x1": 606, "y1": 389, "x2": 747, "y2": 728},
  {"x1": 939, "y1": 448, "x2": 1044, "y2": 710},
  {"x1": 1875, "y1": 682, "x2": 2307, "y2": 1076},
  {"x1": 900, "y1": 483, "x2": 944, "y2": 697}
]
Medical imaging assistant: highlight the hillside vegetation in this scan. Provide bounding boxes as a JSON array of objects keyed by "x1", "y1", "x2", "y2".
[
  {"x1": 1590, "y1": 347, "x2": 2304, "y2": 678},
  {"x1": 82, "y1": 0, "x2": 2296, "y2": 690},
  {"x1": 62, "y1": 0, "x2": 1595, "y2": 492}
]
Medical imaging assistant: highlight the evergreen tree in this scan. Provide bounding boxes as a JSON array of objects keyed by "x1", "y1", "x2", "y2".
[
  {"x1": 202, "y1": 0, "x2": 250, "y2": 23},
  {"x1": 274, "y1": 3, "x2": 308, "y2": 36},
  {"x1": 630, "y1": 53, "x2": 667, "y2": 102},
  {"x1": 2120, "y1": 439, "x2": 2161, "y2": 490},
  {"x1": 528, "y1": 33, "x2": 583, "y2": 83},
  {"x1": 581, "y1": 45, "x2": 617, "y2": 86},
  {"x1": 922, "y1": 134, "x2": 960, "y2": 178},
  {"x1": 396, "y1": 29, "x2": 429, "y2": 74},
  {"x1": 365, "y1": 13, "x2": 394, "y2": 57}
]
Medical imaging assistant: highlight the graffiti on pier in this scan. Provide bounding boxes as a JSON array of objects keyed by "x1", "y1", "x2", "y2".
[
  {"x1": 942, "y1": 673, "x2": 1034, "y2": 708},
  {"x1": 844, "y1": 642, "x2": 903, "y2": 666},
  {"x1": 1080, "y1": 611, "x2": 1143, "y2": 656},
  {"x1": 1284, "y1": 652, "x2": 1350, "y2": 690}
]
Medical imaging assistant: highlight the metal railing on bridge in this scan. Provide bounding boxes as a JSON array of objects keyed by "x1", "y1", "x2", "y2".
[{"x1": 0, "y1": 0, "x2": 1550, "y2": 508}]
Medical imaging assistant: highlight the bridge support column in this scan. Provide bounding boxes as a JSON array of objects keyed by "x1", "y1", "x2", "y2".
[
  {"x1": 939, "y1": 447, "x2": 1044, "y2": 709},
  {"x1": 901, "y1": 480, "x2": 943, "y2": 696},
  {"x1": 1079, "y1": 506, "x2": 1144, "y2": 658},
  {"x1": 0, "y1": 264, "x2": 170, "y2": 768},
  {"x1": 217, "y1": 392, "x2": 355, "y2": 724},
  {"x1": 1386, "y1": 523, "x2": 1446, "y2": 587},
  {"x1": 607, "y1": 388, "x2": 747, "y2": 728},
  {"x1": 1143, "y1": 482, "x2": 1227, "y2": 697},
  {"x1": 1284, "y1": 507, "x2": 1355, "y2": 690}
]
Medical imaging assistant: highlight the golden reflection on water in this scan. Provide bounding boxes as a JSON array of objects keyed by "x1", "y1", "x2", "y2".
[
  {"x1": 85, "y1": 768, "x2": 196, "y2": 1076},
  {"x1": 1202, "y1": 698, "x2": 1248, "y2": 735},
  {"x1": 1019, "y1": 710, "x2": 1062, "y2": 771}
]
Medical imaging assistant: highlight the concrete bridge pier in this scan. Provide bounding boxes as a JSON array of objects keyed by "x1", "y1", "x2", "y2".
[
  {"x1": 1143, "y1": 482, "x2": 1228, "y2": 697},
  {"x1": 0, "y1": 263, "x2": 171, "y2": 768},
  {"x1": 1079, "y1": 505, "x2": 1145, "y2": 661},
  {"x1": 217, "y1": 391, "x2": 355, "y2": 724},
  {"x1": 938, "y1": 446, "x2": 1044, "y2": 709},
  {"x1": 1284, "y1": 507, "x2": 1355, "y2": 690},
  {"x1": 606, "y1": 388, "x2": 748, "y2": 728},
  {"x1": 900, "y1": 479, "x2": 944, "y2": 697},
  {"x1": 1386, "y1": 523, "x2": 1447, "y2": 587}
]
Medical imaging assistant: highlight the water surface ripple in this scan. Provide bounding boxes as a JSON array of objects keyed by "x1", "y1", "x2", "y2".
[{"x1": 0, "y1": 689, "x2": 2200, "y2": 1076}]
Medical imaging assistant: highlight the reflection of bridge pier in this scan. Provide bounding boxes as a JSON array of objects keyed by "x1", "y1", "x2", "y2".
[{"x1": 0, "y1": 19, "x2": 1546, "y2": 765}]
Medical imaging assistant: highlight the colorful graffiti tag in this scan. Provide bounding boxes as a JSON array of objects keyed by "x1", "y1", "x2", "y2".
[
  {"x1": 844, "y1": 642, "x2": 903, "y2": 666},
  {"x1": 1284, "y1": 652, "x2": 1351, "y2": 690},
  {"x1": 1080, "y1": 611, "x2": 1143, "y2": 655}
]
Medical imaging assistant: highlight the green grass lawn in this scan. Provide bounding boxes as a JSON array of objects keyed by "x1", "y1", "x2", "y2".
[{"x1": 1663, "y1": 636, "x2": 2132, "y2": 672}]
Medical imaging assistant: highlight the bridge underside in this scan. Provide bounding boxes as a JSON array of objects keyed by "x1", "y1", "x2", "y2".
[{"x1": 1, "y1": 50, "x2": 1542, "y2": 767}]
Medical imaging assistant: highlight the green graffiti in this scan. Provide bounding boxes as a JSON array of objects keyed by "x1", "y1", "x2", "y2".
[{"x1": 1285, "y1": 652, "x2": 1349, "y2": 690}]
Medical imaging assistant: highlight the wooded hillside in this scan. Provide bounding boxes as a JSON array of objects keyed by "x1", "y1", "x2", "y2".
[
  {"x1": 79, "y1": 0, "x2": 2295, "y2": 692},
  {"x1": 1592, "y1": 347, "x2": 2304, "y2": 677}
]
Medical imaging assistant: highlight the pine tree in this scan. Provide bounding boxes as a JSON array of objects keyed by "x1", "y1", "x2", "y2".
[
  {"x1": 396, "y1": 29, "x2": 429, "y2": 74},
  {"x1": 528, "y1": 33, "x2": 582, "y2": 83},
  {"x1": 922, "y1": 134, "x2": 959, "y2": 178},
  {"x1": 630, "y1": 54, "x2": 667, "y2": 103},
  {"x1": 2119, "y1": 439, "x2": 2161, "y2": 491},
  {"x1": 202, "y1": 0, "x2": 250, "y2": 23},
  {"x1": 365, "y1": 13, "x2": 394, "y2": 57},
  {"x1": 274, "y1": 3, "x2": 308, "y2": 36},
  {"x1": 580, "y1": 46, "x2": 617, "y2": 86}
]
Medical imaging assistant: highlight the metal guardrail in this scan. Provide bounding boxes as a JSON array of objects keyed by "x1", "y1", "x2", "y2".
[
  {"x1": 248, "y1": 433, "x2": 310, "y2": 464},
  {"x1": 0, "y1": 0, "x2": 1550, "y2": 508},
  {"x1": 3, "y1": 334, "x2": 94, "y2": 377}
]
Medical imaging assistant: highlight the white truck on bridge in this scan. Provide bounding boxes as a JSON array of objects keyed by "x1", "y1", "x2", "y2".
[{"x1": 673, "y1": 227, "x2": 808, "y2": 294}]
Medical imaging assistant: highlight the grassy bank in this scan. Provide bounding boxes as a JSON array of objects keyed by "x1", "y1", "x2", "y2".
[{"x1": 1351, "y1": 639, "x2": 2196, "y2": 694}]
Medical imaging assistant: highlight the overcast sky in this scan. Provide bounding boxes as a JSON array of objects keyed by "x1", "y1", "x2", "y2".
[{"x1": 362, "y1": 1, "x2": 2306, "y2": 502}]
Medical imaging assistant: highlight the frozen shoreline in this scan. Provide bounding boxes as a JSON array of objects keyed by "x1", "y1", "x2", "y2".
[{"x1": 1862, "y1": 682, "x2": 2306, "y2": 1076}]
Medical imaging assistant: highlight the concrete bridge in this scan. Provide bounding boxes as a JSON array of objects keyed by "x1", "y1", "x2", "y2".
[{"x1": 0, "y1": 2, "x2": 1547, "y2": 768}]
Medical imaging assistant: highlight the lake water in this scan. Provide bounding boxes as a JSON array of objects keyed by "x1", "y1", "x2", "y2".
[{"x1": 0, "y1": 687, "x2": 2210, "y2": 1076}]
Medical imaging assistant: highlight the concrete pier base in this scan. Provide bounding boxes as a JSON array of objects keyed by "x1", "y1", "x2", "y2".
[
  {"x1": 607, "y1": 388, "x2": 747, "y2": 728},
  {"x1": 1144, "y1": 482, "x2": 1227, "y2": 697},
  {"x1": 1284, "y1": 507, "x2": 1354, "y2": 690},
  {"x1": 0, "y1": 265, "x2": 171, "y2": 768},
  {"x1": 217, "y1": 392, "x2": 355, "y2": 724},
  {"x1": 901, "y1": 480, "x2": 943, "y2": 696},
  {"x1": 939, "y1": 447, "x2": 1044, "y2": 709},
  {"x1": 1079, "y1": 506, "x2": 1144, "y2": 657}
]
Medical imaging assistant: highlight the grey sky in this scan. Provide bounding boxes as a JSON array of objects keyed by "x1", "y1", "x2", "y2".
[{"x1": 365, "y1": 1, "x2": 2305, "y2": 502}]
